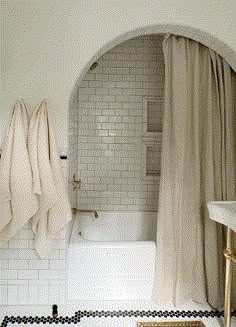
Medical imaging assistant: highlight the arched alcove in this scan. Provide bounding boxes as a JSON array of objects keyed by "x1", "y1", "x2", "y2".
[
  {"x1": 69, "y1": 24, "x2": 236, "y2": 104},
  {"x1": 67, "y1": 25, "x2": 236, "y2": 304},
  {"x1": 68, "y1": 24, "x2": 236, "y2": 209}
]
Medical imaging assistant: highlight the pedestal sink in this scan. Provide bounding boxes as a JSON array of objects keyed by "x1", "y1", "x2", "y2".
[{"x1": 207, "y1": 201, "x2": 236, "y2": 327}]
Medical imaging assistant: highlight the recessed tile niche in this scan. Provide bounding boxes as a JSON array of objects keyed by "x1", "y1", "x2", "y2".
[
  {"x1": 146, "y1": 144, "x2": 162, "y2": 176},
  {"x1": 142, "y1": 96, "x2": 163, "y2": 179},
  {"x1": 147, "y1": 99, "x2": 163, "y2": 133}
]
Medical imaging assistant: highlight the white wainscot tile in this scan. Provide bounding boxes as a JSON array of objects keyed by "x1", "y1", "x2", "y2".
[
  {"x1": 49, "y1": 260, "x2": 66, "y2": 270},
  {"x1": 0, "y1": 281, "x2": 8, "y2": 305},
  {"x1": 0, "y1": 260, "x2": 9, "y2": 269},
  {"x1": 48, "y1": 281, "x2": 66, "y2": 304},
  {"x1": 18, "y1": 250, "x2": 40, "y2": 260},
  {"x1": 18, "y1": 270, "x2": 38, "y2": 280},
  {"x1": 7, "y1": 284, "x2": 18, "y2": 305},
  {"x1": 28, "y1": 260, "x2": 49, "y2": 269},
  {"x1": 8, "y1": 280, "x2": 29, "y2": 305},
  {"x1": 8, "y1": 260, "x2": 29, "y2": 269},
  {"x1": 28, "y1": 280, "x2": 49, "y2": 305},
  {"x1": 1, "y1": 270, "x2": 18, "y2": 280},
  {"x1": 39, "y1": 270, "x2": 65, "y2": 280},
  {"x1": 18, "y1": 283, "x2": 29, "y2": 305},
  {"x1": 0, "y1": 249, "x2": 18, "y2": 259}
]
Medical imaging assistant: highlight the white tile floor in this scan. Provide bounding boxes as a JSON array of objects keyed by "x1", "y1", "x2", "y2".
[{"x1": 1, "y1": 300, "x2": 236, "y2": 326}]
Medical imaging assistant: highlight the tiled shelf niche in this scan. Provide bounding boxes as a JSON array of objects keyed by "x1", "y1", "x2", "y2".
[
  {"x1": 142, "y1": 96, "x2": 163, "y2": 180},
  {"x1": 146, "y1": 144, "x2": 162, "y2": 176},
  {"x1": 143, "y1": 97, "x2": 163, "y2": 134}
]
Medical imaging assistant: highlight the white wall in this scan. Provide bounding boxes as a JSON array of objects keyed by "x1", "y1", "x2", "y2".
[{"x1": 1, "y1": 0, "x2": 236, "y2": 150}]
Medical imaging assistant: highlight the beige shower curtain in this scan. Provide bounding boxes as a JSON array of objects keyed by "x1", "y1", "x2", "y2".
[{"x1": 152, "y1": 34, "x2": 236, "y2": 309}]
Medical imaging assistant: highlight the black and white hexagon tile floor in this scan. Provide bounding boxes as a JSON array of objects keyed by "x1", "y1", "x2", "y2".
[{"x1": 0, "y1": 301, "x2": 236, "y2": 326}]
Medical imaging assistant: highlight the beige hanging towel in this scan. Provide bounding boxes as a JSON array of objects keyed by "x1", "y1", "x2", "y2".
[
  {"x1": 0, "y1": 99, "x2": 39, "y2": 245},
  {"x1": 28, "y1": 100, "x2": 72, "y2": 258}
]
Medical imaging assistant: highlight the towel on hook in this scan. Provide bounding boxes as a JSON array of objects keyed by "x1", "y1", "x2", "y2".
[
  {"x1": 0, "y1": 99, "x2": 39, "y2": 245},
  {"x1": 28, "y1": 100, "x2": 72, "y2": 258}
]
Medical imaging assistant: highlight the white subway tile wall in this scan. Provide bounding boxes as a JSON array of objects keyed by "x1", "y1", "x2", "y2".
[
  {"x1": 74, "y1": 34, "x2": 164, "y2": 211},
  {"x1": 0, "y1": 158, "x2": 68, "y2": 306}
]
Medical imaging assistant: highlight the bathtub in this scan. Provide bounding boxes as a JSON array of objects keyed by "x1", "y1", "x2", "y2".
[{"x1": 68, "y1": 211, "x2": 156, "y2": 301}]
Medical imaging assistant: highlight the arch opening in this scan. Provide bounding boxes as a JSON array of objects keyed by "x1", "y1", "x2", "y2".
[
  {"x1": 70, "y1": 24, "x2": 236, "y2": 104},
  {"x1": 67, "y1": 25, "x2": 236, "y2": 304}
]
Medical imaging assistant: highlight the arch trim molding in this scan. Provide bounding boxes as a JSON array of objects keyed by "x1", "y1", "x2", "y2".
[{"x1": 70, "y1": 23, "x2": 236, "y2": 102}]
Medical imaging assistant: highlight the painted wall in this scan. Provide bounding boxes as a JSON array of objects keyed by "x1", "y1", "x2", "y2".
[{"x1": 1, "y1": 0, "x2": 236, "y2": 150}]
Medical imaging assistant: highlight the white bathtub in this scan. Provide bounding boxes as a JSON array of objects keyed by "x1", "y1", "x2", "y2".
[{"x1": 68, "y1": 211, "x2": 156, "y2": 301}]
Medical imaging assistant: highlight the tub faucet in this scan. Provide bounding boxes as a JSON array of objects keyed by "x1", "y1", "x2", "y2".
[{"x1": 72, "y1": 208, "x2": 98, "y2": 218}]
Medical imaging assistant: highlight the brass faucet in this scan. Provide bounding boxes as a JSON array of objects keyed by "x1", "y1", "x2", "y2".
[{"x1": 72, "y1": 208, "x2": 98, "y2": 218}]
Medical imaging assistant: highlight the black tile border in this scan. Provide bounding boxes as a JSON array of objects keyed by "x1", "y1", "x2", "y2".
[{"x1": 1, "y1": 310, "x2": 236, "y2": 326}]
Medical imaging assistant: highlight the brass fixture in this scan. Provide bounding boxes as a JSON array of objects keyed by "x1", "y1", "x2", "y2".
[
  {"x1": 72, "y1": 174, "x2": 81, "y2": 190},
  {"x1": 72, "y1": 208, "x2": 98, "y2": 218},
  {"x1": 224, "y1": 228, "x2": 235, "y2": 327}
]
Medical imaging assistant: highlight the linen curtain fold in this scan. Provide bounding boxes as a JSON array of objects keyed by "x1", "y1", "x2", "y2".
[{"x1": 152, "y1": 34, "x2": 236, "y2": 309}]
